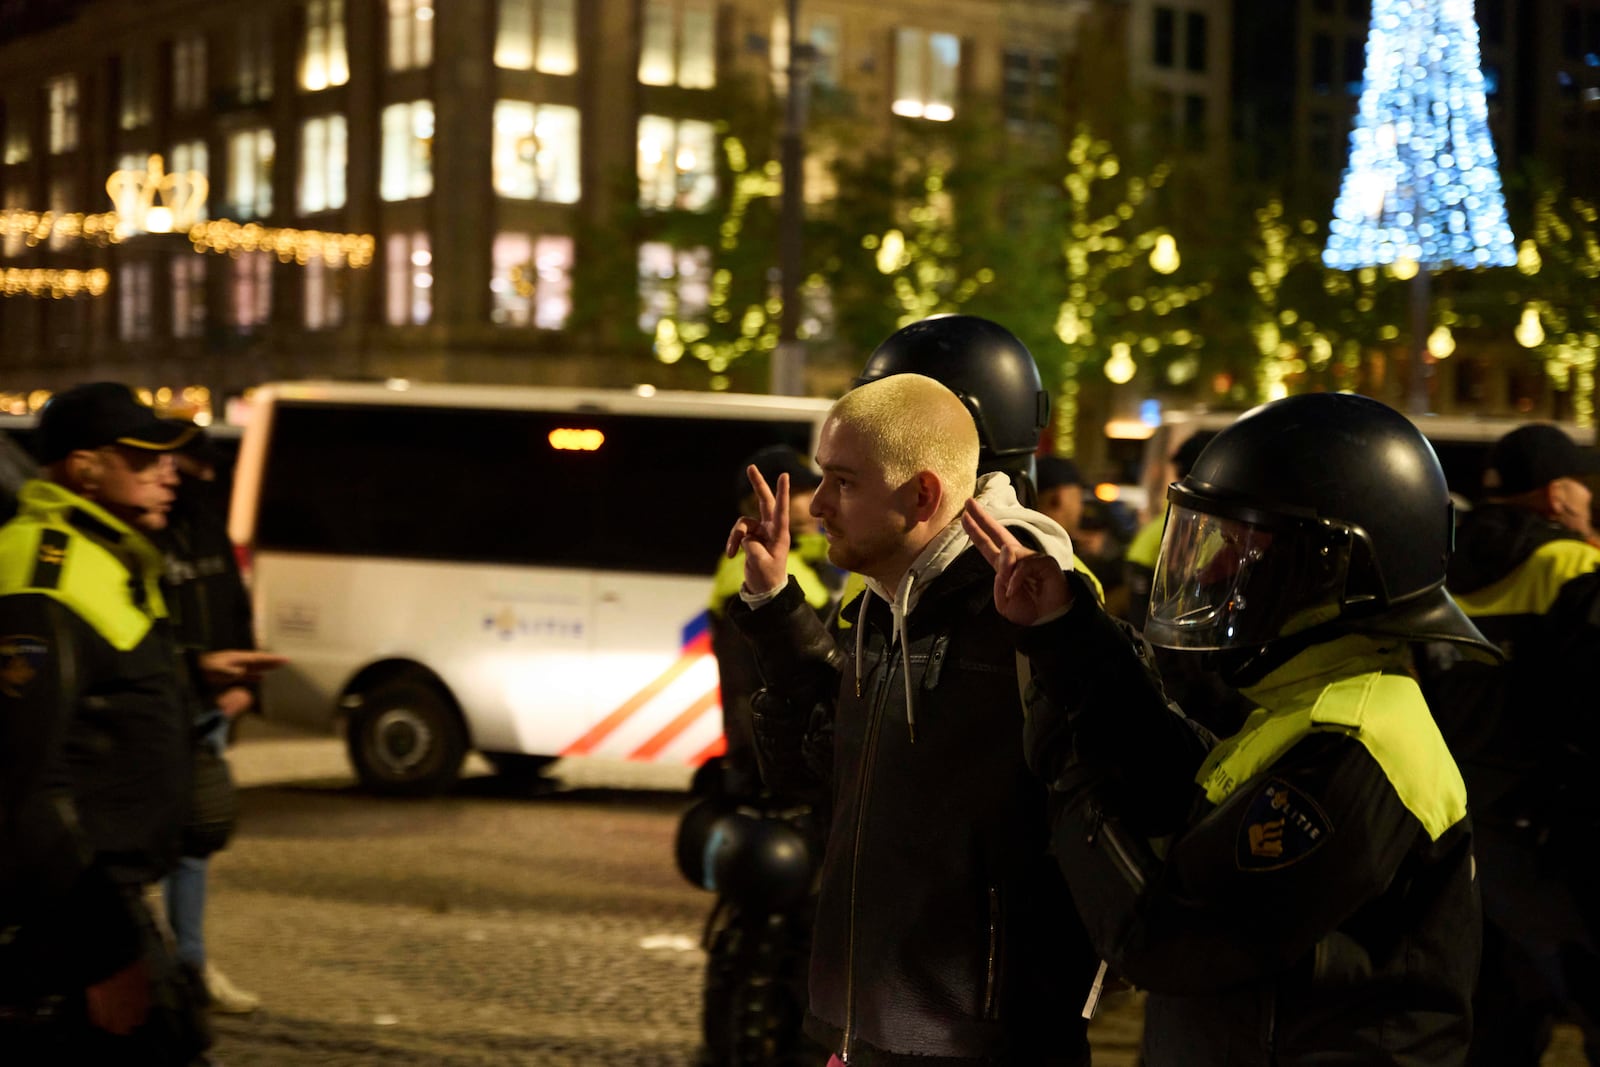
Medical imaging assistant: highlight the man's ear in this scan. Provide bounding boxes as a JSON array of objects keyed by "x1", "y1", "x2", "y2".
[
  {"x1": 911, "y1": 470, "x2": 944, "y2": 524},
  {"x1": 64, "y1": 450, "x2": 105, "y2": 496}
]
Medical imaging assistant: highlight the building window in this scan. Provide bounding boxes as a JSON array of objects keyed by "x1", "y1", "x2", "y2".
[
  {"x1": 639, "y1": 0, "x2": 715, "y2": 89},
  {"x1": 172, "y1": 255, "x2": 206, "y2": 339},
  {"x1": 1312, "y1": 33, "x2": 1334, "y2": 94},
  {"x1": 1344, "y1": 35, "x2": 1366, "y2": 93},
  {"x1": 231, "y1": 250, "x2": 272, "y2": 328},
  {"x1": 1152, "y1": 7, "x2": 1175, "y2": 68},
  {"x1": 238, "y1": 18, "x2": 274, "y2": 103},
  {"x1": 381, "y1": 101, "x2": 434, "y2": 201},
  {"x1": 47, "y1": 178, "x2": 71, "y2": 250},
  {"x1": 301, "y1": 0, "x2": 349, "y2": 91},
  {"x1": 771, "y1": 14, "x2": 842, "y2": 94},
  {"x1": 120, "y1": 51, "x2": 153, "y2": 130},
  {"x1": 1309, "y1": 110, "x2": 1335, "y2": 171},
  {"x1": 496, "y1": 0, "x2": 578, "y2": 74},
  {"x1": 637, "y1": 115, "x2": 716, "y2": 211},
  {"x1": 118, "y1": 262, "x2": 153, "y2": 340},
  {"x1": 226, "y1": 127, "x2": 274, "y2": 219},
  {"x1": 491, "y1": 233, "x2": 573, "y2": 327},
  {"x1": 169, "y1": 140, "x2": 210, "y2": 224},
  {"x1": 638, "y1": 242, "x2": 709, "y2": 331},
  {"x1": 303, "y1": 256, "x2": 345, "y2": 329},
  {"x1": 1003, "y1": 49, "x2": 1060, "y2": 133},
  {"x1": 46, "y1": 76, "x2": 79, "y2": 154},
  {"x1": 893, "y1": 28, "x2": 960, "y2": 121},
  {"x1": 1182, "y1": 92, "x2": 1207, "y2": 150},
  {"x1": 2, "y1": 187, "x2": 25, "y2": 257},
  {"x1": 299, "y1": 114, "x2": 347, "y2": 213},
  {"x1": 3, "y1": 100, "x2": 28, "y2": 165},
  {"x1": 173, "y1": 35, "x2": 208, "y2": 114},
  {"x1": 492, "y1": 101, "x2": 580, "y2": 203},
  {"x1": 1184, "y1": 12, "x2": 1207, "y2": 72},
  {"x1": 386, "y1": 231, "x2": 432, "y2": 325},
  {"x1": 388, "y1": 0, "x2": 434, "y2": 71}
]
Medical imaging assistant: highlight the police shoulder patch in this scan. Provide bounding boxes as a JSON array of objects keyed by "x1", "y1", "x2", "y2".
[{"x1": 1235, "y1": 777, "x2": 1333, "y2": 872}]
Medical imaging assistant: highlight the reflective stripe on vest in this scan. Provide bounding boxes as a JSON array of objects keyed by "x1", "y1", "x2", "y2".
[{"x1": 1196, "y1": 640, "x2": 1467, "y2": 841}]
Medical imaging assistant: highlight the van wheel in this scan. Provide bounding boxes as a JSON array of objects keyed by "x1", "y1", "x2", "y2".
[
  {"x1": 482, "y1": 752, "x2": 558, "y2": 782},
  {"x1": 346, "y1": 678, "x2": 468, "y2": 796}
]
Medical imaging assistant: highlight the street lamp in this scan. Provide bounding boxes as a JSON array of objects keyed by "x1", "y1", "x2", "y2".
[{"x1": 771, "y1": 0, "x2": 813, "y2": 396}]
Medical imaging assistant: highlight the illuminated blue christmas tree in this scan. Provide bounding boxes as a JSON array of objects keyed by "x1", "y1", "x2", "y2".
[{"x1": 1323, "y1": 0, "x2": 1516, "y2": 270}]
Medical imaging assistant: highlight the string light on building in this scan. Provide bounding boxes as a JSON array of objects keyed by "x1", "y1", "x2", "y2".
[
  {"x1": 0, "y1": 267, "x2": 110, "y2": 298},
  {"x1": 184, "y1": 220, "x2": 375, "y2": 268},
  {"x1": 0, "y1": 210, "x2": 121, "y2": 248},
  {"x1": 1323, "y1": 0, "x2": 1516, "y2": 270}
]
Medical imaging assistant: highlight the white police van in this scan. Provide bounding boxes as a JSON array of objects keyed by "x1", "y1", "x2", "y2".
[{"x1": 228, "y1": 381, "x2": 834, "y2": 795}]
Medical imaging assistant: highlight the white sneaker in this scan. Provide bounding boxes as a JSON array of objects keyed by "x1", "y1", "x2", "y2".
[{"x1": 205, "y1": 962, "x2": 261, "y2": 1015}]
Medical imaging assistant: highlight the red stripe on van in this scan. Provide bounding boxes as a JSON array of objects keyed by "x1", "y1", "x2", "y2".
[
  {"x1": 627, "y1": 689, "x2": 720, "y2": 761},
  {"x1": 689, "y1": 735, "x2": 727, "y2": 767},
  {"x1": 561, "y1": 652, "x2": 706, "y2": 757}
]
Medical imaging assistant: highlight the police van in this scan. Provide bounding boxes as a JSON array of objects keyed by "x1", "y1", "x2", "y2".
[{"x1": 228, "y1": 380, "x2": 834, "y2": 794}]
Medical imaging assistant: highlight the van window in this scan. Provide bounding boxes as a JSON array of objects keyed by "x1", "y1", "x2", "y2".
[{"x1": 254, "y1": 401, "x2": 814, "y2": 574}]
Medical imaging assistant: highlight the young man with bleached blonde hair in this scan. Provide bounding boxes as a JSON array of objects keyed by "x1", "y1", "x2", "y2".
[{"x1": 722, "y1": 372, "x2": 1099, "y2": 1067}]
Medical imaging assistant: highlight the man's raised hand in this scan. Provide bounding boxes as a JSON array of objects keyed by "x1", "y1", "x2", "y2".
[
  {"x1": 725, "y1": 466, "x2": 791, "y2": 595},
  {"x1": 962, "y1": 498, "x2": 1074, "y2": 625}
]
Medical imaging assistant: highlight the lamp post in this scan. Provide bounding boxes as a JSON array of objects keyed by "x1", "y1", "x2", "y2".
[{"x1": 770, "y1": 0, "x2": 811, "y2": 396}]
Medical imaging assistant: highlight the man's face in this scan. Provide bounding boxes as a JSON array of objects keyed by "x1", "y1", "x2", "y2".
[
  {"x1": 809, "y1": 418, "x2": 917, "y2": 583},
  {"x1": 1038, "y1": 484, "x2": 1085, "y2": 537},
  {"x1": 94, "y1": 445, "x2": 179, "y2": 528}
]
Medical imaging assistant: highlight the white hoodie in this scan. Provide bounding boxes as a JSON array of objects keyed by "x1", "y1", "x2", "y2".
[{"x1": 853, "y1": 471, "x2": 1077, "y2": 740}]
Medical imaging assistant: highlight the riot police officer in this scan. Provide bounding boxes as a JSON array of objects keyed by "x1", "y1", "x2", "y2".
[{"x1": 965, "y1": 392, "x2": 1497, "y2": 1066}]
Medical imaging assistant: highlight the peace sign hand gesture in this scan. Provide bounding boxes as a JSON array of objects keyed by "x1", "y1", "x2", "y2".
[
  {"x1": 962, "y1": 498, "x2": 1075, "y2": 626},
  {"x1": 725, "y1": 466, "x2": 792, "y2": 596}
]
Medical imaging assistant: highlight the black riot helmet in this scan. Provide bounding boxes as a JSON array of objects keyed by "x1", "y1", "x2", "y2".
[
  {"x1": 1144, "y1": 392, "x2": 1498, "y2": 681},
  {"x1": 854, "y1": 315, "x2": 1050, "y2": 495}
]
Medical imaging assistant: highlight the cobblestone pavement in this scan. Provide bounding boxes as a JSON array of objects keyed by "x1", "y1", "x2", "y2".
[{"x1": 203, "y1": 723, "x2": 1588, "y2": 1067}]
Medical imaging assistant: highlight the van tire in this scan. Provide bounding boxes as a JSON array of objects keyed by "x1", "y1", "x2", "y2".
[
  {"x1": 345, "y1": 678, "x2": 468, "y2": 796},
  {"x1": 482, "y1": 752, "x2": 558, "y2": 781}
]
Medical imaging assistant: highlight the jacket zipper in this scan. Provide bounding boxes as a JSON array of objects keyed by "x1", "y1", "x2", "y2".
[
  {"x1": 983, "y1": 885, "x2": 1000, "y2": 1019},
  {"x1": 841, "y1": 639, "x2": 897, "y2": 1063}
]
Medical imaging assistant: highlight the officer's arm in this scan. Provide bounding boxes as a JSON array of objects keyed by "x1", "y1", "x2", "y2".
[
  {"x1": 727, "y1": 578, "x2": 847, "y2": 794},
  {"x1": 0, "y1": 593, "x2": 144, "y2": 987},
  {"x1": 1049, "y1": 731, "x2": 1422, "y2": 994}
]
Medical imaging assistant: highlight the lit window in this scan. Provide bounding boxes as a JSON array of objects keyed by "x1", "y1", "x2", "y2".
[
  {"x1": 301, "y1": 0, "x2": 349, "y2": 92},
  {"x1": 493, "y1": 101, "x2": 580, "y2": 202},
  {"x1": 893, "y1": 29, "x2": 959, "y2": 121},
  {"x1": 303, "y1": 256, "x2": 345, "y2": 329},
  {"x1": 238, "y1": 18, "x2": 274, "y2": 103},
  {"x1": 47, "y1": 178, "x2": 71, "y2": 250},
  {"x1": 388, "y1": 0, "x2": 434, "y2": 71},
  {"x1": 299, "y1": 114, "x2": 348, "y2": 214},
  {"x1": 381, "y1": 100, "x2": 434, "y2": 201},
  {"x1": 173, "y1": 35, "x2": 208, "y2": 113},
  {"x1": 637, "y1": 115, "x2": 716, "y2": 211},
  {"x1": 638, "y1": 242, "x2": 710, "y2": 331},
  {"x1": 491, "y1": 233, "x2": 573, "y2": 328},
  {"x1": 226, "y1": 128, "x2": 274, "y2": 219},
  {"x1": 2, "y1": 188, "x2": 25, "y2": 257},
  {"x1": 3, "y1": 99, "x2": 29, "y2": 165},
  {"x1": 231, "y1": 250, "x2": 272, "y2": 329},
  {"x1": 495, "y1": 0, "x2": 577, "y2": 74},
  {"x1": 639, "y1": 0, "x2": 715, "y2": 88},
  {"x1": 118, "y1": 261, "x2": 153, "y2": 341},
  {"x1": 172, "y1": 255, "x2": 207, "y2": 339},
  {"x1": 120, "y1": 50, "x2": 153, "y2": 131},
  {"x1": 47, "y1": 76, "x2": 79, "y2": 154},
  {"x1": 169, "y1": 141, "x2": 210, "y2": 223},
  {"x1": 770, "y1": 14, "x2": 841, "y2": 94},
  {"x1": 386, "y1": 231, "x2": 432, "y2": 325}
]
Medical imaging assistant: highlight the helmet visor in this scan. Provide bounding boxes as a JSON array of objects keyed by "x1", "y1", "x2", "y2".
[{"x1": 1144, "y1": 501, "x2": 1354, "y2": 651}]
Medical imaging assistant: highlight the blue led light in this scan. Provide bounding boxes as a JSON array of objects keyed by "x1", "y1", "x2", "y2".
[{"x1": 1323, "y1": 0, "x2": 1516, "y2": 270}]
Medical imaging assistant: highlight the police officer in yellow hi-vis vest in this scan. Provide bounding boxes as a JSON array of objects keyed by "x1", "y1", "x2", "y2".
[
  {"x1": 0, "y1": 383, "x2": 276, "y2": 1064},
  {"x1": 964, "y1": 393, "x2": 1499, "y2": 1066},
  {"x1": 1422, "y1": 423, "x2": 1600, "y2": 1065}
]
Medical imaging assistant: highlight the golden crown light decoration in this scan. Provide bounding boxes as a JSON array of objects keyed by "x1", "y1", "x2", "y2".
[{"x1": 106, "y1": 153, "x2": 209, "y2": 238}]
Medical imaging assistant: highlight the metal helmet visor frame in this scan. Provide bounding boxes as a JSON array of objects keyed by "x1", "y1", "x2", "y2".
[{"x1": 1143, "y1": 484, "x2": 1363, "y2": 652}]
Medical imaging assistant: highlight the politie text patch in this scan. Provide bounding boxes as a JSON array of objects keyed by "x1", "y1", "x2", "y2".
[{"x1": 1236, "y1": 777, "x2": 1333, "y2": 871}]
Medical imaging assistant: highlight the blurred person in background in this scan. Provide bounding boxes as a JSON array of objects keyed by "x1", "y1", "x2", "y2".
[
  {"x1": 147, "y1": 430, "x2": 273, "y2": 1017},
  {"x1": 1421, "y1": 423, "x2": 1600, "y2": 1065},
  {"x1": 1123, "y1": 431, "x2": 1216, "y2": 631},
  {"x1": 726, "y1": 373, "x2": 1097, "y2": 1067},
  {"x1": 688, "y1": 443, "x2": 836, "y2": 1066}
]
